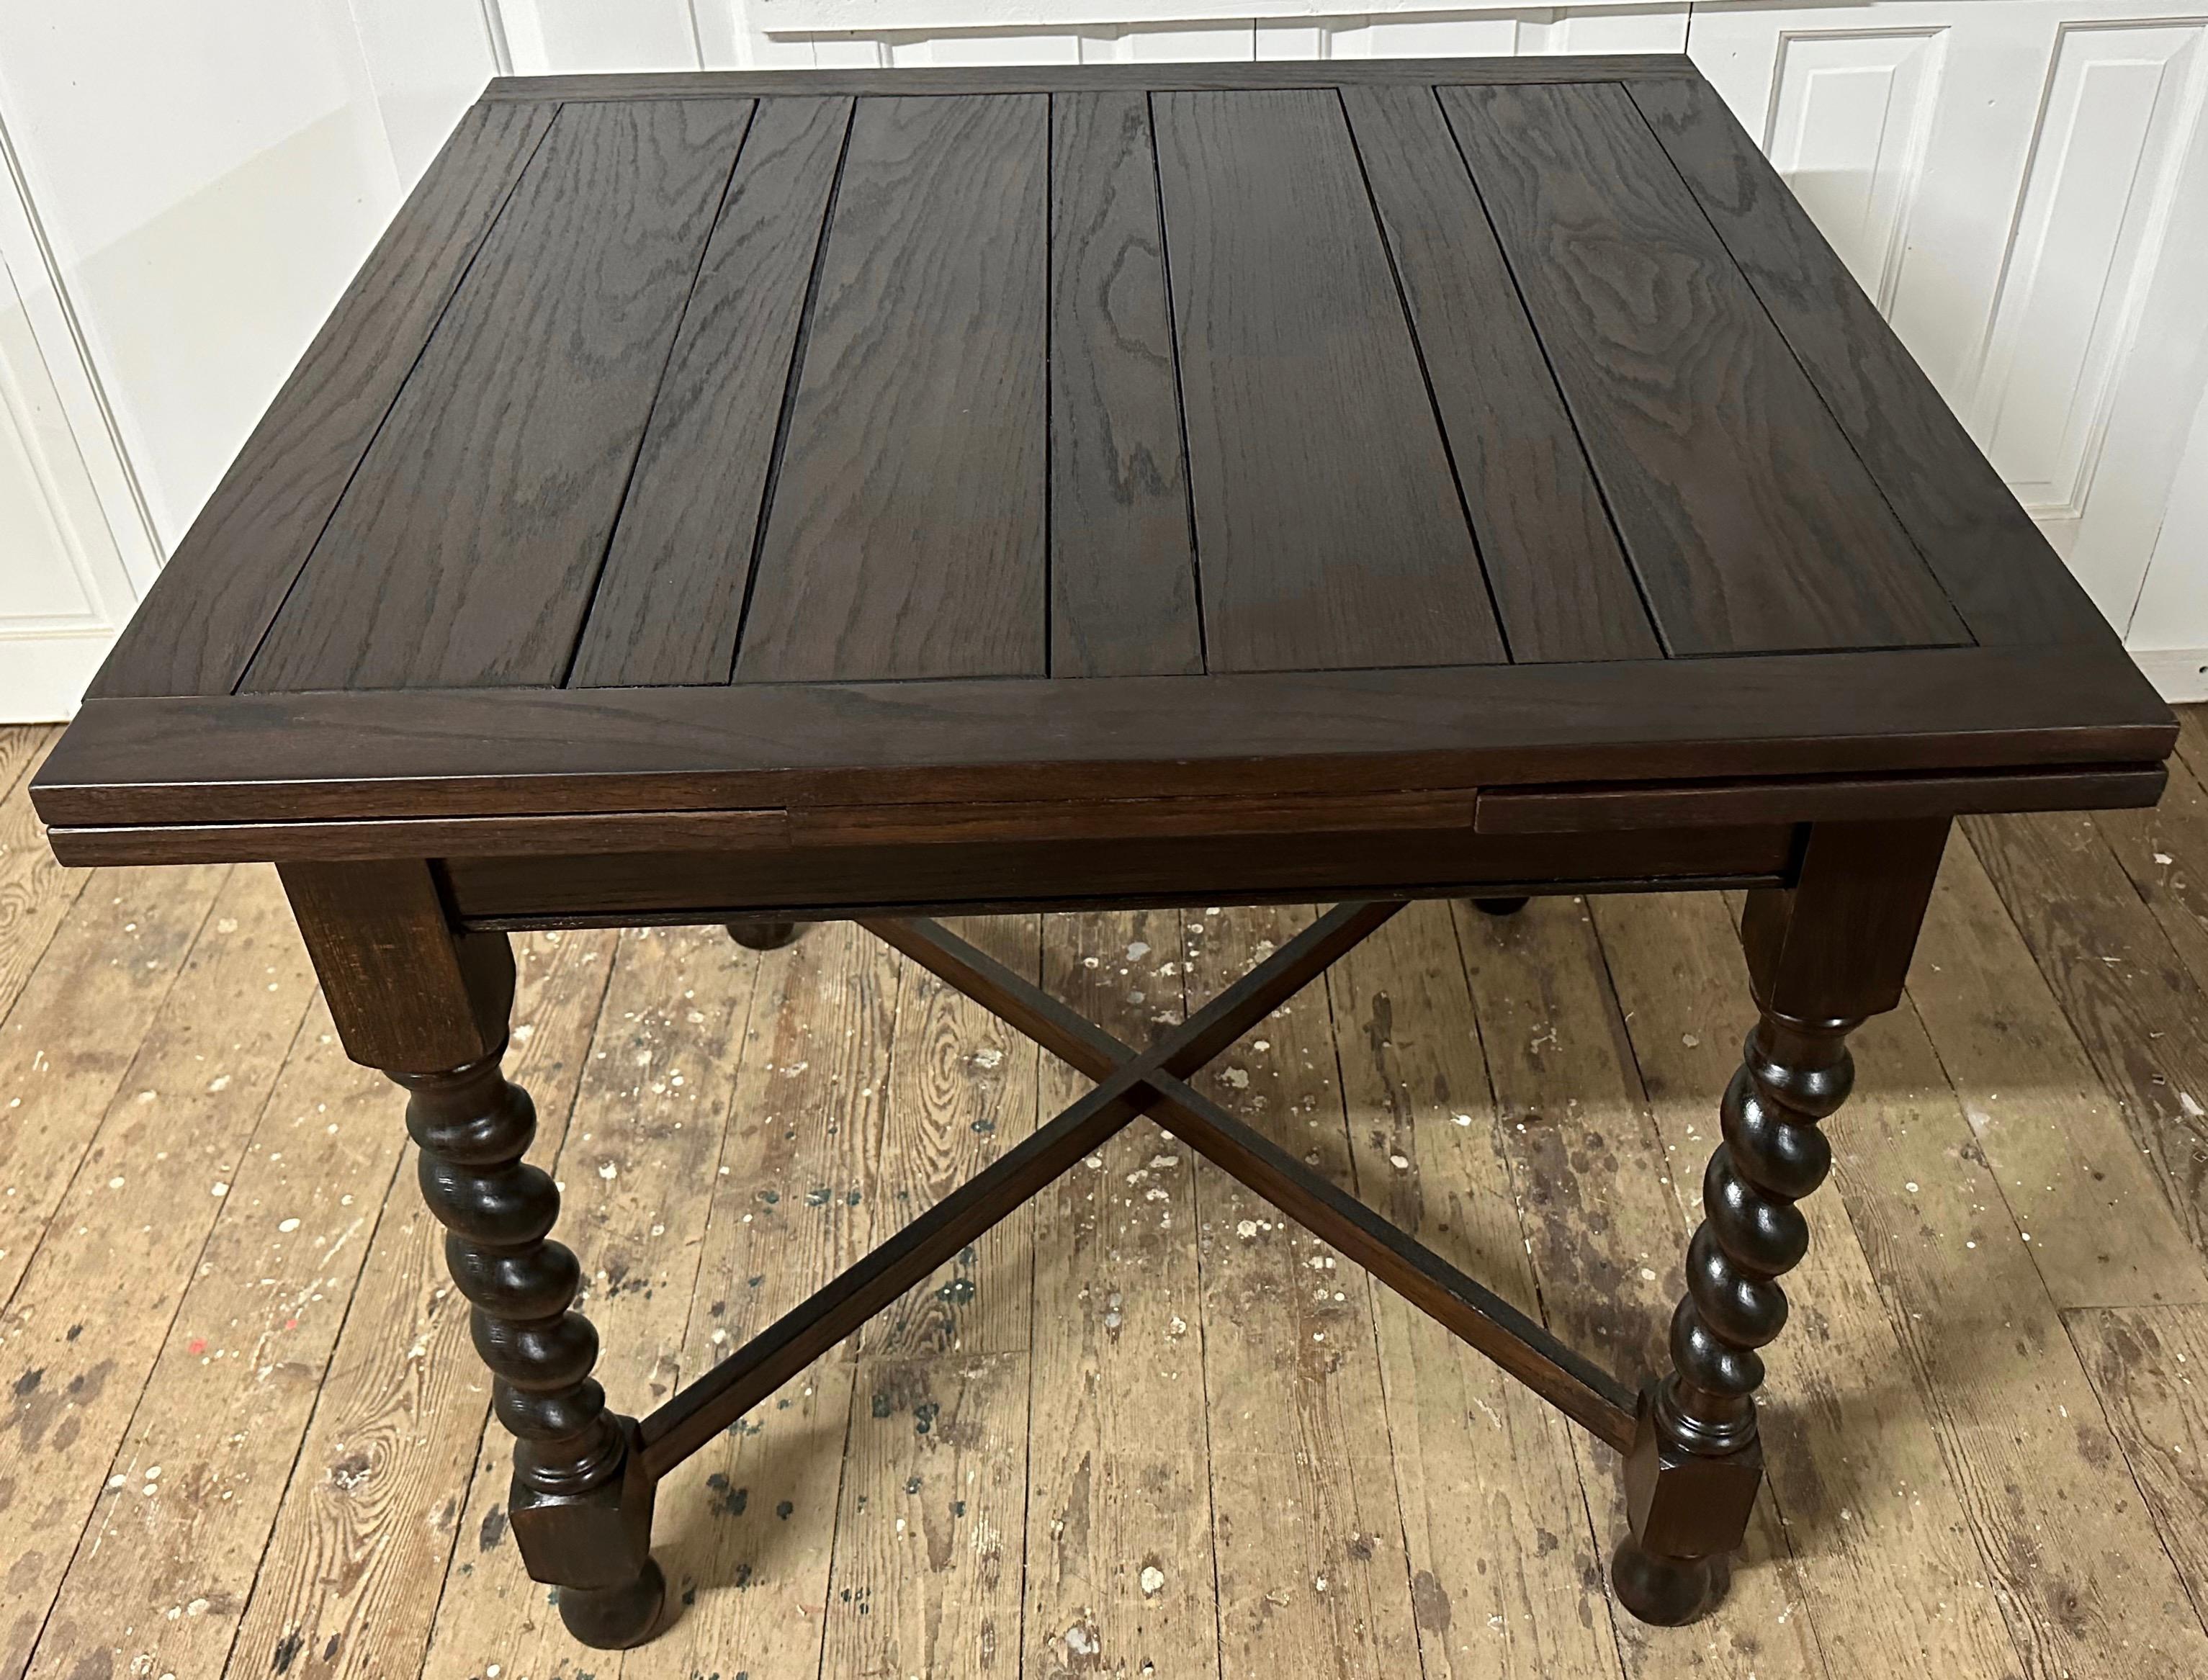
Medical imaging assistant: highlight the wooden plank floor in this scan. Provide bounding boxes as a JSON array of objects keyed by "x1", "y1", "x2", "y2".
[{"x1": 9, "y1": 714, "x2": 2208, "y2": 1680}]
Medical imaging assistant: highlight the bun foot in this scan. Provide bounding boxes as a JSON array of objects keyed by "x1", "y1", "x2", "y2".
[
  {"x1": 1610, "y1": 1536, "x2": 1717, "y2": 1626},
  {"x1": 1473, "y1": 897, "x2": 1530, "y2": 917},
  {"x1": 727, "y1": 920, "x2": 803, "y2": 951},
  {"x1": 557, "y1": 1556, "x2": 668, "y2": 1649}
]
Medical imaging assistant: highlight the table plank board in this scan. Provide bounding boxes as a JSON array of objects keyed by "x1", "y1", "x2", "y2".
[
  {"x1": 735, "y1": 94, "x2": 1051, "y2": 682},
  {"x1": 1049, "y1": 89, "x2": 1204, "y2": 678},
  {"x1": 1442, "y1": 80, "x2": 1969, "y2": 656},
  {"x1": 35, "y1": 61, "x2": 2166, "y2": 868},
  {"x1": 570, "y1": 96, "x2": 853, "y2": 687},
  {"x1": 243, "y1": 97, "x2": 755, "y2": 692},
  {"x1": 1152, "y1": 88, "x2": 1508, "y2": 673},
  {"x1": 91, "y1": 100, "x2": 559, "y2": 700},
  {"x1": 1341, "y1": 83, "x2": 1658, "y2": 663},
  {"x1": 32, "y1": 646, "x2": 2174, "y2": 837},
  {"x1": 1629, "y1": 74, "x2": 2102, "y2": 647}
]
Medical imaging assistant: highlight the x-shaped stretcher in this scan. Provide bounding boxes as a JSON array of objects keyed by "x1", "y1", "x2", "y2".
[{"x1": 632, "y1": 899, "x2": 1638, "y2": 1483}]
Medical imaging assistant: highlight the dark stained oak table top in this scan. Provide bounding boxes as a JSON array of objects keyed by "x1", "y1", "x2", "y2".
[{"x1": 34, "y1": 55, "x2": 2173, "y2": 883}]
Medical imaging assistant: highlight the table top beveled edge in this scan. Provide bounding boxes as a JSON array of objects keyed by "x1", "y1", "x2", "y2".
[
  {"x1": 32, "y1": 644, "x2": 2176, "y2": 854},
  {"x1": 479, "y1": 54, "x2": 1703, "y2": 104}
]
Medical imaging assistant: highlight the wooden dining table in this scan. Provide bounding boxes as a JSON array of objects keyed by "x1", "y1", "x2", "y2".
[{"x1": 32, "y1": 53, "x2": 2173, "y2": 1650}]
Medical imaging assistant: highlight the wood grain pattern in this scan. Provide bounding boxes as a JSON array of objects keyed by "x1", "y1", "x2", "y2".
[
  {"x1": 0, "y1": 724, "x2": 51, "y2": 802},
  {"x1": 416, "y1": 925, "x2": 754, "y2": 1679},
  {"x1": 1443, "y1": 81, "x2": 1968, "y2": 657},
  {"x1": 1342, "y1": 84, "x2": 1657, "y2": 664},
  {"x1": 0, "y1": 864, "x2": 226, "y2": 1308},
  {"x1": 0, "y1": 730, "x2": 81, "y2": 1021},
  {"x1": 2096, "y1": 742, "x2": 2208, "y2": 1002},
  {"x1": 220, "y1": 928, "x2": 614, "y2": 1680},
  {"x1": 1323, "y1": 901, "x2": 1626, "y2": 1677},
  {"x1": 1049, "y1": 90, "x2": 1203, "y2": 678},
  {"x1": 245, "y1": 99, "x2": 754, "y2": 692},
  {"x1": 0, "y1": 866, "x2": 317, "y2": 1680},
  {"x1": 1772, "y1": 906, "x2": 2208, "y2": 1677},
  {"x1": 1455, "y1": 895, "x2": 1828, "y2": 1674},
  {"x1": 91, "y1": 102, "x2": 559, "y2": 700},
  {"x1": 24, "y1": 994, "x2": 401, "y2": 1680},
  {"x1": 1630, "y1": 74, "x2": 2106, "y2": 650},
  {"x1": 863, "y1": 917, "x2": 1041, "y2": 1356},
  {"x1": 567, "y1": 96, "x2": 853, "y2": 688},
  {"x1": 2068, "y1": 1304, "x2": 2208, "y2": 1617},
  {"x1": 1590, "y1": 888, "x2": 2033, "y2": 1678},
  {"x1": 1905, "y1": 835, "x2": 2208, "y2": 1308},
  {"x1": 1154, "y1": 89, "x2": 1507, "y2": 672},
  {"x1": 640, "y1": 920, "x2": 894, "y2": 1680},
  {"x1": 1963, "y1": 811, "x2": 2208, "y2": 1259},
  {"x1": 818, "y1": 1352, "x2": 1028, "y2": 1679},
  {"x1": 1177, "y1": 903, "x2": 1424, "y2": 1680},
  {"x1": 737, "y1": 95, "x2": 1050, "y2": 683},
  {"x1": 42, "y1": 644, "x2": 2172, "y2": 837},
  {"x1": 15, "y1": 781, "x2": 2208, "y2": 1671},
  {"x1": 1020, "y1": 909, "x2": 1219, "y2": 1678}
]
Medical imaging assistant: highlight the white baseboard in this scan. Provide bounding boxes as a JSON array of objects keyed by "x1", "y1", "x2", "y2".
[
  {"x1": 2131, "y1": 647, "x2": 2208, "y2": 705},
  {"x1": 0, "y1": 630, "x2": 107, "y2": 723}
]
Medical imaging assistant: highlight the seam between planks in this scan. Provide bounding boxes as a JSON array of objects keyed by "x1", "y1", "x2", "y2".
[
  {"x1": 230, "y1": 107, "x2": 564, "y2": 699},
  {"x1": 1143, "y1": 91, "x2": 1210, "y2": 676},
  {"x1": 1617, "y1": 81, "x2": 1981, "y2": 650},
  {"x1": 724, "y1": 100, "x2": 858, "y2": 687},
  {"x1": 212, "y1": 930, "x2": 620, "y2": 1679},
  {"x1": 2055, "y1": 1304, "x2": 2208, "y2": 1643},
  {"x1": 17, "y1": 923, "x2": 322, "y2": 1680},
  {"x1": 559, "y1": 101, "x2": 765, "y2": 688},
  {"x1": 0, "y1": 863, "x2": 235, "y2": 1321},
  {"x1": 1430, "y1": 86, "x2": 1669, "y2": 660},
  {"x1": 1337, "y1": 94, "x2": 1515, "y2": 667},
  {"x1": 1315, "y1": 922, "x2": 1451, "y2": 1680}
]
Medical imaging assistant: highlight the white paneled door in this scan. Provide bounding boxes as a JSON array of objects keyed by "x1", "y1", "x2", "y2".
[
  {"x1": 1, "y1": 0, "x2": 2204, "y2": 718},
  {"x1": 1692, "y1": 0, "x2": 2208, "y2": 649},
  {"x1": 0, "y1": 120, "x2": 152, "y2": 722}
]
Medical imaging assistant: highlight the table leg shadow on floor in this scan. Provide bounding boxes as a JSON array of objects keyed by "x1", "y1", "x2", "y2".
[{"x1": 274, "y1": 815, "x2": 1947, "y2": 1648}]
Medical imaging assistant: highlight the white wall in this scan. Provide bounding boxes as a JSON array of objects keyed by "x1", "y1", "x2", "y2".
[{"x1": 0, "y1": 0, "x2": 2202, "y2": 719}]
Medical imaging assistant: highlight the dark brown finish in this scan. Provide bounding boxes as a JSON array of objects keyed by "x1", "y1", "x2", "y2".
[
  {"x1": 279, "y1": 860, "x2": 513, "y2": 1072},
  {"x1": 482, "y1": 56, "x2": 1708, "y2": 102},
  {"x1": 1153, "y1": 87, "x2": 1505, "y2": 670},
  {"x1": 1475, "y1": 764, "x2": 2168, "y2": 834},
  {"x1": 398, "y1": 1056, "x2": 661, "y2": 1645},
  {"x1": 724, "y1": 917, "x2": 802, "y2": 949},
  {"x1": 1628, "y1": 74, "x2": 2101, "y2": 647},
  {"x1": 635, "y1": 899, "x2": 1406, "y2": 1475},
  {"x1": 735, "y1": 94, "x2": 1050, "y2": 681},
  {"x1": 863, "y1": 912, "x2": 1639, "y2": 1447},
  {"x1": 569, "y1": 96, "x2": 853, "y2": 686},
  {"x1": 1441, "y1": 81, "x2": 1966, "y2": 656},
  {"x1": 1340, "y1": 83, "x2": 1656, "y2": 662},
  {"x1": 282, "y1": 863, "x2": 660, "y2": 1645},
  {"x1": 1614, "y1": 819, "x2": 1947, "y2": 1621},
  {"x1": 245, "y1": 99, "x2": 755, "y2": 692},
  {"x1": 89, "y1": 99, "x2": 559, "y2": 700},
  {"x1": 437, "y1": 824, "x2": 1798, "y2": 928},
  {"x1": 1049, "y1": 89, "x2": 1203, "y2": 676},
  {"x1": 38, "y1": 56, "x2": 2178, "y2": 1648},
  {"x1": 35, "y1": 647, "x2": 2173, "y2": 841}
]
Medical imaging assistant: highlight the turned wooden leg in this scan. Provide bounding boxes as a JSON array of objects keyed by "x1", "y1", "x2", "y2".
[
  {"x1": 397, "y1": 1054, "x2": 664, "y2": 1647},
  {"x1": 726, "y1": 917, "x2": 802, "y2": 950},
  {"x1": 280, "y1": 861, "x2": 665, "y2": 1649},
  {"x1": 1612, "y1": 819, "x2": 1948, "y2": 1625}
]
